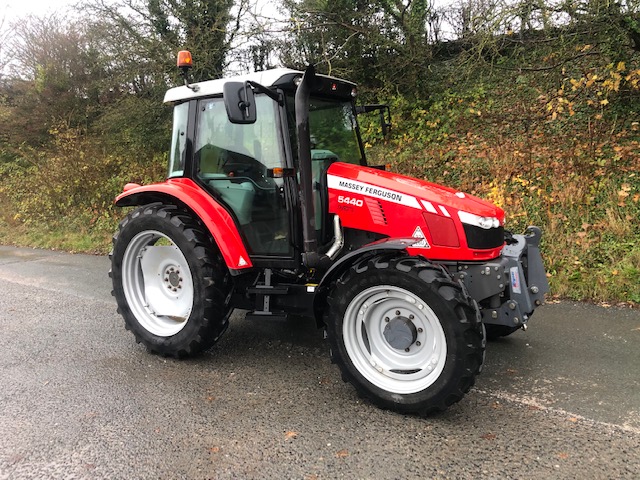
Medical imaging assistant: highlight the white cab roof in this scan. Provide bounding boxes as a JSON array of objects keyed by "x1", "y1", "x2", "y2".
[{"x1": 164, "y1": 68, "x2": 300, "y2": 104}]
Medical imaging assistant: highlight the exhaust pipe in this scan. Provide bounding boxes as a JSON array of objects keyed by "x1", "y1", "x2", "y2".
[
  {"x1": 295, "y1": 66, "x2": 323, "y2": 268},
  {"x1": 326, "y1": 215, "x2": 344, "y2": 260},
  {"x1": 295, "y1": 66, "x2": 344, "y2": 268}
]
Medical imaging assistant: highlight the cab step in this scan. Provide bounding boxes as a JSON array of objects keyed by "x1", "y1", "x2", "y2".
[{"x1": 245, "y1": 311, "x2": 289, "y2": 322}]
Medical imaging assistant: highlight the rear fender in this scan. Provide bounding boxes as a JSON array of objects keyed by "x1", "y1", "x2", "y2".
[
  {"x1": 115, "y1": 178, "x2": 253, "y2": 272},
  {"x1": 313, "y1": 238, "x2": 415, "y2": 327}
]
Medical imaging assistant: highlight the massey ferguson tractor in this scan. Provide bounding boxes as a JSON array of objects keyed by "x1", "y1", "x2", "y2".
[{"x1": 109, "y1": 51, "x2": 549, "y2": 414}]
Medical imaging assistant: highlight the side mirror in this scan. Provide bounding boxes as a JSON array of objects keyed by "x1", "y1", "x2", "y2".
[
  {"x1": 356, "y1": 104, "x2": 392, "y2": 136},
  {"x1": 223, "y1": 82, "x2": 256, "y2": 124}
]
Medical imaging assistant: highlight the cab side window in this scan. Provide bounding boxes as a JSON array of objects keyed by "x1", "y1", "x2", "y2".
[{"x1": 168, "y1": 102, "x2": 189, "y2": 177}]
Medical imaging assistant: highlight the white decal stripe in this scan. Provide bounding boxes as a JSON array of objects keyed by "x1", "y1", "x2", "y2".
[
  {"x1": 421, "y1": 200, "x2": 438, "y2": 214},
  {"x1": 327, "y1": 175, "x2": 422, "y2": 209},
  {"x1": 439, "y1": 205, "x2": 451, "y2": 217}
]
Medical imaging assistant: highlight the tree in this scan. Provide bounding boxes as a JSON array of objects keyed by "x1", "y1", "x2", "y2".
[
  {"x1": 86, "y1": 0, "x2": 243, "y2": 86},
  {"x1": 77, "y1": 0, "x2": 247, "y2": 151},
  {"x1": 280, "y1": 0, "x2": 439, "y2": 96},
  {"x1": 0, "y1": 14, "x2": 106, "y2": 147}
]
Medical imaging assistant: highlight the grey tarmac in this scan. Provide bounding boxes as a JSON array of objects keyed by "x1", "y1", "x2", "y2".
[{"x1": 0, "y1": 246, "x2": 638, "y2": 479}]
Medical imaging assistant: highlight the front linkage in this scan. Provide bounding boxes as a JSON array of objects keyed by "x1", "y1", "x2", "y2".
[{"x1": 450, "y1": 226, "x2": 549, "y2": 331}]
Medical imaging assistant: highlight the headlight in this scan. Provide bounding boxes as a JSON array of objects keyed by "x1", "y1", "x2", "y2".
[{"x1": 458, "y1": 211, "x2": 500, "y2": 229}]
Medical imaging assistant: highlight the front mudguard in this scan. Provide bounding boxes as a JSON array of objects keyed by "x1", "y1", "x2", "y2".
[{"x1": 451, "y1": 226, "x2": 549, "y2": 328}]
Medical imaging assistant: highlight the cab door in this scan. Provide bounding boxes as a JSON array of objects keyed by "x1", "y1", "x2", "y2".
[{"x1": 194, "y1": 95, "x2": 293, "y2": 258}]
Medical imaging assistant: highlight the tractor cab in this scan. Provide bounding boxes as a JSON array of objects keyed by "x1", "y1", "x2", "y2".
[{"x1": 163, "y1": 66, "x2": 370, "y2": 270}]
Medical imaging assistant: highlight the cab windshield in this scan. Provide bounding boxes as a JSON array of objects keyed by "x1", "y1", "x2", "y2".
[{"x1": 286, "y1": 95, "x2": 364, "y2": 166}]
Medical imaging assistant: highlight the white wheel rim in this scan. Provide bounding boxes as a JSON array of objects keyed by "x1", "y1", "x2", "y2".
[
  {"x1": 121, "y1": 230, "x2": 194, "y2": 337},
  {"x1": 343, "y1": 285, "x2": 447, "y2": 394}
]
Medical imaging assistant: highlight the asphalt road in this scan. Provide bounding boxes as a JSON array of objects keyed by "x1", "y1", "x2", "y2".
[{"x1": 0, "y1": 246, "x2": 638, "y2": 479}]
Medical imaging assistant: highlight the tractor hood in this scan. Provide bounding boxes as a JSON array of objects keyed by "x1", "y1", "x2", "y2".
[
  {"x1": 326, "y1": 162, "x2": 505, "y2": 262},
  {"x1": 327, "y1": 162, "x2": 504, "y2": 220}
]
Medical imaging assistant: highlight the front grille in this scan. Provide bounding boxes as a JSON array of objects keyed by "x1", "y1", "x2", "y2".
[{"x1": 463, "y1": 225, "x2": 505, "y2": 249}]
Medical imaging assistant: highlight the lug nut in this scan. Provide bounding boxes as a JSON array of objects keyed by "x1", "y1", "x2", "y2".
[
  {"x1": 405, "y1": 348, "x2": 410, "y2": 352},
  {"x1": 416, "y1": 341, "x2": 421, "y2": 346},
  {"x1": 418, "y1": 328, "x2": 423, "y2": 333},
  {"x1": 395, "y1": 310, "x2": 401, "y2": 315},
  {"x1": 385, "y1": 317, "x2": 390, "y2": 322},
  {"x1": 409, "y1": 315, "x2": 415, "y2": 320}
]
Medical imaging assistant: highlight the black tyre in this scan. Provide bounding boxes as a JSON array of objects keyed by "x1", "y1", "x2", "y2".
[
  {"x1": 484, "y1": 324, "x2": 520, "y2": 340},
  {"x1": 325, "y1": 254, "x2": 485, "y2": 414},
  {"x1": 109, "y1": 203, "x2": 231, "y2": 357}
]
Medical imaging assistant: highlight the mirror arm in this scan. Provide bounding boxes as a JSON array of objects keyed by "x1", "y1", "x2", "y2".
[
  {"x1": 246, "y1": 81, "x2": 283, "y2": 106},
  {"x1": 356, "y1": 104, "x2": 392, "y2": 135},
  {"x1": 355, "y1": 104, "x2": 386, "y2": 114},
  {"x1": 239, "y1": 83, "x2": 252, "y2": 118}
]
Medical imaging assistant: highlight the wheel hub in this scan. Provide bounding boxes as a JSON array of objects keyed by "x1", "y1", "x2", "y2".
[
  {"x1": 164, "y1": 266, "x2": 182, "y2": 292},
  {"x1": 383, "y1": 316, "x2": 418, "y2": 350},
  {"x1": 342, "y1": 284, "x2": 448, "y2": 394}
]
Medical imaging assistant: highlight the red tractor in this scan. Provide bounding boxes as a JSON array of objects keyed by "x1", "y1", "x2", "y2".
[{"x1": 110, "y1": 52, "x2": 549, "y2": 414}]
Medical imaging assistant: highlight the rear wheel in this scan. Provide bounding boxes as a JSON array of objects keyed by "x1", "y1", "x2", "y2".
[
  {"x1": 325, "y1": 254, "x2": 485, "y2": 414},
  {"x1": 110, "y1": 203, "x2": 231, "y2": 357}
]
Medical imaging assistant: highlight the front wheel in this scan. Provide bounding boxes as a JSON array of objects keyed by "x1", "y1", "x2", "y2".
[
  {"x1": 109, "y1": 203, "x2": 231, "y2": 357},
  {"x1": 325, "y1": 255, "x2": 485, "y2": 414}
]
